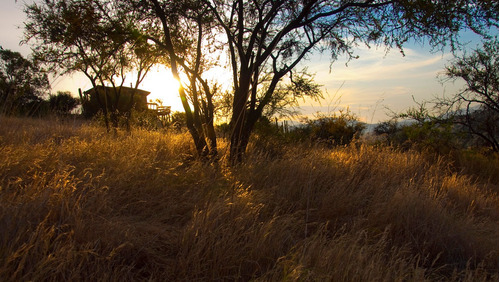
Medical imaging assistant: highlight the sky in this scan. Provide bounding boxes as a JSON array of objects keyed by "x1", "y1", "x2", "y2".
[{"x1": 1, "y1": 0, "x2": 496, "y2": 123}]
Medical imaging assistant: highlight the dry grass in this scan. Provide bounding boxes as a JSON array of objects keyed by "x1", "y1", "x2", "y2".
[{"x1": 0, "y1": 116, "x2": 497, "y2": 281}]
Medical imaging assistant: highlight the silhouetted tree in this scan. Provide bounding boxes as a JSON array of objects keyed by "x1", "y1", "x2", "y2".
[
  {"x1": 24, "y1": 0, "x2": 159, "y2": 131},
  {"x1": 0, "y1": 48, "x2": 49, "y2": 116},
  {"x1": 24, "y1": 0, "x2": 499, "y2": 164},
  {"x1": 439, "y1": 38, "x2": 499, "y2": 151},
  {"x1": 123, "y1": 0, "x2": 223, "y2": 158},
  {"x1": 394, "y1": 38, "x2": 499, "y2": 151},
  {"x1": 206, "y1": 0, "x2": 498, "y2": 164},
  {"x1": 48, "y1": 91, "x2": 80, "y2": 116}
]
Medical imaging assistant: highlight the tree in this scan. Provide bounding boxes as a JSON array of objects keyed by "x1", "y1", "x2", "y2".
[
  {"x1": 397, "y1": 38, "x2": 500, "y2": 152},
  {"x1": 24, "y1": 0, "x2": 159, "y2": 131},
  {"x1": 24, "y1": 0, "x2": 499, "y2": 164},
  {"x1": 439, "y1": 37, "x2": 499, "y2": 151},
  {"x1": 205, "y1": 0, "x2": 498, "y2": 164},
  {"x1": 48, "y1": 91, "x2": 80, "y2": 116},
  {"x1": 116, "y1": 0, "x2": 226, "y2": 158},
  {"x1": 105, "y1": 0, "x2": 327, "y2": 160},
  {"x1": 0, "y1": 47, "x2": 50, "y2": 116}
]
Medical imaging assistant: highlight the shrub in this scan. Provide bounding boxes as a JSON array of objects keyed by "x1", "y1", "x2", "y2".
[
  {"x1": 374, "y1": 119, "x2": 461, "y2": 153},
  {"x1": 48, "y1": 91, "x2": 80, "y2": 116},
  {"x1": 302, "y1": 110, "x2": 365, "y2": 146}
]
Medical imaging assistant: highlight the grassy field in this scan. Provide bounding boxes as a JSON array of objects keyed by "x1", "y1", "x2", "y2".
[{"x1": 0, "y1": 117, "x2": 497, "y2": 281}]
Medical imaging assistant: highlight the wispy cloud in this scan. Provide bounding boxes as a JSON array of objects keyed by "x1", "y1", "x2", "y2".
[
  {"x1": 297, "y1": 46, "x2": 461, "y2": 122},
  {"x1": 309, "y1": 47, "x2": 452, "y2": 83}
]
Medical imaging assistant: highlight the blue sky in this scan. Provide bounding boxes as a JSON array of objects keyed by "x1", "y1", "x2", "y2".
[
  {"x1": 296, "y1": 45, "x2": 459, "y2": 123},
  {"x1": 1, "y1": 1, "x2": 497, "y2": 123}
]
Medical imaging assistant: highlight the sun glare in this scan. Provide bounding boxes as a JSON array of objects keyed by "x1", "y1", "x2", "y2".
[
  {"x1": 141, "y1": 66, "x2": 184, "y2": 112},
  {"x1": 135, "y1": 60, "x2": 233, "y2": 114}
]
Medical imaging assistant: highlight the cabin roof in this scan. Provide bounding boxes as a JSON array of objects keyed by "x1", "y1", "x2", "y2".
[{"x1": 84, "y1": 85, "x2": 150, "y2": 96}]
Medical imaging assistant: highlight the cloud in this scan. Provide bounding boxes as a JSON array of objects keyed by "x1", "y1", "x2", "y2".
[
  {"x1": 317, "y1": 47, "x2": 452, "y2": 83},
  {"x1": 296, "y1": 45, "x2": 462, "y2": 122}
]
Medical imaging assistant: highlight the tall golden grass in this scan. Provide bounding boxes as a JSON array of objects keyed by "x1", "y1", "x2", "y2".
[{"x1": 0, "y1": 116, "x2": 497, "y2": 281}]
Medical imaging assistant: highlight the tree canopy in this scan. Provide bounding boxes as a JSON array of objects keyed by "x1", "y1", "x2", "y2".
[
  {"x1": 444, "y1": 37, "x2": 499, "y2": 150},
  {"x1": 206, "y1": 0, "x2": 498, "y2": 163},
  {"x1": 23, "y1": 0, "x2": 499, "y2": 163},
  {"x1": 434, "y1": 37, "x2": 499, "y2": 150},
  {"x1": 0, "y1": 47, "x2": 50, "y2": 116},
  {"x1": 24, "y1": 0, "x2": 162, "y2": 130}
]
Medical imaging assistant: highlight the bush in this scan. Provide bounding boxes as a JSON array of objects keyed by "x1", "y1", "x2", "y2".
[
  {"x1": 374, "y1": 119, "x2": 462, "y2": 153},
  {"x1": 215, "y1": 122, "x2": 231, "y2": 138},
  {"x1": 170, "y1": 111, "x2": 186, "y2": 126},
  {"x1": 302, "y1": 110, "x2": 365, "y2": 146},
  {"x1": 130, "y1": 109, "x2": 163, "y2": 130},
  {"x1": 48, "y1": 91, "x2": 80, "y2": 116}
]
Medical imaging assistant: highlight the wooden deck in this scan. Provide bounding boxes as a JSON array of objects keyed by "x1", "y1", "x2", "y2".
[{"x1": 147, "y1": 103, "x2": 171, "y2": 122}]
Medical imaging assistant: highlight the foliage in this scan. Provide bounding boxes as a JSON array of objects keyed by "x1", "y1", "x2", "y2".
[
  {"x1": 214, "y1": 122, "x2": 231, "y2": 139},
  {"x1": 0, "y1": 117, "x2": 497, "y2": 280},
  {"x1": 373, "y1": 119, "x2": 400, "y2": 136},
  {"x1": 126, "y1": 109, "x2": 161, "y2": 131},
  {"x1": 48, "y1": 91, "x2": 80, "y2": 116},
  {"x1": 262, "y1": 70, "x2": 323, "y2": 118},
  {"x1": 246, "y1": 111, "x2": 366, "y2": 159},
  {"x1": 385, "y1": 38, "x2": 499, "y2": 153},
  {"x1": 375, "y1": 114, "x2": 468, "y2": 155},
  {"x1": 24, "y1": 0, "x2": 161, "y2": 130},
  {"x1": 443, "y1": 37, "x2": 499, "y2": 113},
  {"x1": 301, "y1": 110, "x2": 366, "y2": 147},
  {"x1": 401, "y1": 121, "x2": 460, "y2": 154},
  {"x1": 90, "y1": 108, "x2": 163, "y2": 131},
  {"x1": 373, "y1": 118, "x2": 498, "y2": 183},
  {"x1": 0, "y1": 48, "x2": 50, "y2": 116},
  {"x1": 170, "y1": 111, "x2": 186, "y2": 126},
  {"x1": 438, "y1": 37, "x2": 499, "y2": 151},
  {"x1": 22, "y1": 0, "x2": 499, "y2": 163}
]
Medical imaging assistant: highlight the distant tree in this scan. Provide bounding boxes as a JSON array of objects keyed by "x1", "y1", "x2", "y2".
[
  {"x1": 48, "y1": 91, "x2": 80, "y2": 116},
  {"x1": 438, "y1": 38, "x2": 499, "y2": 151},
  {"x1": 395, "y1": 38, "x2": 499, "y2": 152},
  {"x1": 0, "y1": 48, "x2": 50, "y2": 116},
  {"x1": 24, "y1": 0, "x2": 160, "y2": 131}
]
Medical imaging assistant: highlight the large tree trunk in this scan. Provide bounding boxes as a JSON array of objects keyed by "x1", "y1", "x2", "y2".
[
  {"x1": 229, "y1": 94, "x2": 261, "y2": 165},
  {"x1": 206, "y1": 122, "x2": 217, "y2": 157},
  {"x1": 229, "y1": 123, "x2": 250, "y2": 165},
  {"x1": 180, "y1": 86, "x2": 209, "y2": 157},
  {"x1": 229, "y1": 72, "x2": 251, "y2": 164},
  {"x1": 151, "y1": 0, "x2": 209, "y2": 158}
]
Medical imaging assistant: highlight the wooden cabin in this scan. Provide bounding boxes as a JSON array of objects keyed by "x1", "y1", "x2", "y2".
[{"x1": 79, "y1": 86, "x2": 150, "y2": 118}]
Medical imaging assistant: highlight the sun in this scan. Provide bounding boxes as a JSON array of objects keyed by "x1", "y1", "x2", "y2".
[
  {"x1": 141, "y1": 65, "x2": 184, "y2": 112},
  {"x1": 138, "y1": 63, "x2": 233, "y2": 114}
]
